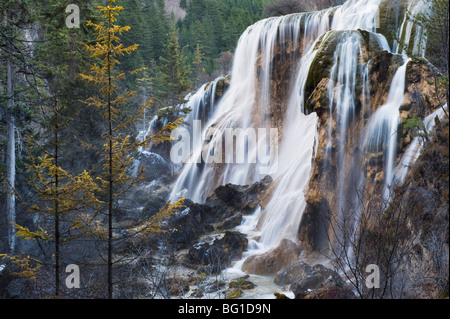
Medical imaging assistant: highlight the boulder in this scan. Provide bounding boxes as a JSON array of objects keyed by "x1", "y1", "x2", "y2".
[
  {"x1": 137, "y1": 151, "x2": 170, "y2": 181},
  {"x1": 219, "y1": 212, "x2": 243, "y2": 230},
  {"x1": 160, "y1": 176, "x2": 272, "y2": 251},
  {"x1": 169, "y1": 176, "x2": 271, "y2": 248},
  {"x1": 228, "y1": 276, "x2": 257, "y2": 290},
  {"x1": 213, "y1": 75, "x2": 231, "y2": 99},
  {"x1": 241, "y1": 239, "x2": 302, "y2": 275},
  {"x1": 275, "y1": 262, "x2": 313, "y2": 286},
  {"x1": 186, "y1": 231, "x2": 248, "y2": 274},
  {"x1": 142, "y1": 193, "x2": 170, "y2": 219},
  {"x1": 167, "y1": 203, "x2": 215, "y2": 250},
  {"x1": 202, "y1": 175, "x2": 273, "y2": 224},
  {"x1": 226, "y1": 276, "x2": 257, "y2": 299},
  {"x1": 304, "y1": 285, "x2": 355, "y2": 299},
  {"x1": 285, "y1": 263, "x2": 345, "y2": 299}
]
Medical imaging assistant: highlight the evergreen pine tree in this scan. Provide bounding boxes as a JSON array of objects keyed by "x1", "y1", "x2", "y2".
[
  {"x1": 80, "y1": 0, "x2": 184, "y2": 298},
  {"x1": 157, "y1": 20, "x2": 192, "y2": 108},
  {"x1": 0, "y1": 0, "x2": 103, "y2": 297},
  {"x1": 193, "y1": 43, "x2": 208, "y2": 87}
]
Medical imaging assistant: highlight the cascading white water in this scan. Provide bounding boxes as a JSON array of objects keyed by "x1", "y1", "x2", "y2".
[
  {"x1": 169, "y1": 18, "x2": 271, "y2": 203},
  {"x1": 327, "y1": 32, "x2": 366, "y2": 215},
  {"x1": 258, "y1": 113, "x2": 318, "y2": 247},
  {"x1": 162, "y1": 0, "x2": 437, "y2": 286},
  {"x1": 301, "y1": 1, "x2": 395, "y2": 263},
  {"x1": 396, "y1": 0, "x2": 430, "y2": 57},
  {"x1": 169, "y1": 9, "x2": 335, "y2": 204},
  {"x1": 183, "y1": 77, "x2": 226, "y2": 128},
  {"x1": 364, "y1": 59, "x2": 410, "y2": 200},
  {"x1": 256, "y1": 11, "x2": 334, "y2": 249},
  {"x1": 332, "y1": 0, "x2": 383, "y2": 31},
  {"x1": 334, "y1": 0, "x2": 433, "y2": 262},
  {"x1": 169, "y1": 0, "x2": 398, "y2": 205},
  {"x1": 395, "y1": 103, "x2": 448, "y2": 183},
  {"x1": 251, "y1": 0, "x2": 402, "y2": 253}
]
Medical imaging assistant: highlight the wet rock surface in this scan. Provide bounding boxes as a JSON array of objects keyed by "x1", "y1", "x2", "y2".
[
  {"x1": 298, "y1": 29, "x2": 445, "y2": 257},
  {"x1": 275, "y1": 262, "x2": 350, "y2": 299},
  {"x1": 161, "y1": 175, "x2": 273, "y2": 251},
  {"x1": 241, "y1": 239, "x2": 302, "y2": 275},
  {"x1": 186, "y1": 231, "x2": 248, "y2": 274}
]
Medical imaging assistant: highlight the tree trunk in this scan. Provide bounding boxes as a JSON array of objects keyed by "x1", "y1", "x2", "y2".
[
  {"x1": 54, "y1": 103, "x2": 60, "y2": 296},
  {"x1": 107, "y1": 11, "x2": 113, "y2": 300}
]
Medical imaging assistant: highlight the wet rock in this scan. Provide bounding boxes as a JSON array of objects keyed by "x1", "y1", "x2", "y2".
[
  {"x1": 137, "y1": 151, "x2": 170, "y2": 181},
  {"x1": 226, "y1": 288, "x2": 242, "y2": 299},
  {"x1": 298, "y1": 30, "x2": 443, "y2": 259},
  {"x1": 142, "y1": 193, "x2": 170, "y2": 219},
  {"x1": 275, "y1": 262, "x2": 312, "y2": 286},
  {"x1": 377, "y1": 0, "x2": 407, "y2": 46},
  {"x1": 228, "y1": 277, "x2": 256, "y2": 290},
  {"x1": 214, "y1": 75, "x2": 231, "y2": 98},
  {"x1": 274, "y1": 292, "x2": 290, "y2": 299},
  {"x1": 219, "y1": 212, "x2": 243, "y2": 230},
  {"x1": 164, "y1": 176, "x2": 272, "y2": 251},
  {"x1": 305, "y1": 29, "x2": 388, "y2": 114},
  {"x1": 285, "y1": 263, "x2": 345, "y2": 299},
  {"x1": 167, "y1": 203, "x2": 215, "y2": 250},
  {"x1": 226, "y1": 276, "x2": 257, "y2": 299},
  {"x1": 298, "y1": 192, "x2": 332, "y2": 255},
  {"x1": 404, "y1": 61, "x2": 446, "y2": 117},
  {"x1": 304, "y1": 30, "x2": 340, "y2": 103},
  {"x1": 241, "y1": 239, "x2": 302, "y2": 275},
  {"x1": 304, "y1": 285, "x2": 355, "y2": 299},
  {"x1": 202, "y1": 175, "x2": 273, "y2": 223},
  {"x1": 299, "y1": 34, "x2": 406, "y2": 259},
  {"x1": 186, "y1": 231, "x2": 248, "y2": 274}
]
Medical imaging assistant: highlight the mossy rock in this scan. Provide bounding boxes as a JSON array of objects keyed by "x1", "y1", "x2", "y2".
[
  {"x1": 274, "y1": 292, "x2": 290, "y2": 299},
  {"x1": 304, "y1": 30, "x2": 338, "y2": 99},
  {"x1": 226, "y1": 288, "x2": 242, "y2": 299},
  {"x1": 214, "y1": 75, "x2": 231, "y2": 98},
  {"x1": 304, "y1": 29, "x2": 385, "y2": 113},
  {"x1": 377, "y1": 0, "x2": 407, "y2": 47},
  {"x1": 228, "y1": 277, "x2": 256, "y2": 290},
  {"x1": 357, "y1": 29, "x2": 387, "y2": 53},
  {"x1": 368, "y1": 49, "x2": 404, "y2": 86}
]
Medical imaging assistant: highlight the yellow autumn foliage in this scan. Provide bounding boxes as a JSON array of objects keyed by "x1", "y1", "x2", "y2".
[
  {"x1": 13, "y1": 223, "x2": 52, "y2": 241},
  {"x1": 0, "y1": 254, "x2": 42, "y2": 281},
  {"x1": 130, "y1": 198, "x2": 186, "y2": 240}
]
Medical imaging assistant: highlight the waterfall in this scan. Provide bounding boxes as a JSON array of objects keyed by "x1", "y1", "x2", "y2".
[
  {"x1": 364, "y1": 59, "x2": 410, "y2": 200},
  {"x1": 396, "y1": 0, "x2": 430, "y2": 57},
  {"x1": 182, "y1": 77, "x2": 227, "y2": 129},
  {"x1": 327, "y1": 32, "x2": 366, "y2": 216},
  {"x1": 332, "y1": 0, "x2": 382, "y2": 31},
  {"x1": 169, "y1": 8, "x2": 335, "y2": 204},
  {"x1": 256, "y1": 12, "x2": 333, "y2": 249},
  {"x1": 164, "y1": 0, "x2": 435, "y2": 278},
  {"x1": 395, "y1": 103, "x2": 448, "y2": 183},
  {"x1": 169, "y1": 0, "x2": 393, "y2": 205},
  {"x1": 258, "y1": 113, "x2": 318, "y2": 248}
]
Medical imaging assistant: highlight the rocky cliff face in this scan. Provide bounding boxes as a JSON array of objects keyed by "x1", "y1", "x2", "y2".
[{"x1": 296, "y1": 30, "x2": 445, "y2": 256}]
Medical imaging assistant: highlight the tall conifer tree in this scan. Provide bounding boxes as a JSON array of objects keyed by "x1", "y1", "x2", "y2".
[{"x1": 80, "y1": 0, "x2": 184, "y2": 298}]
